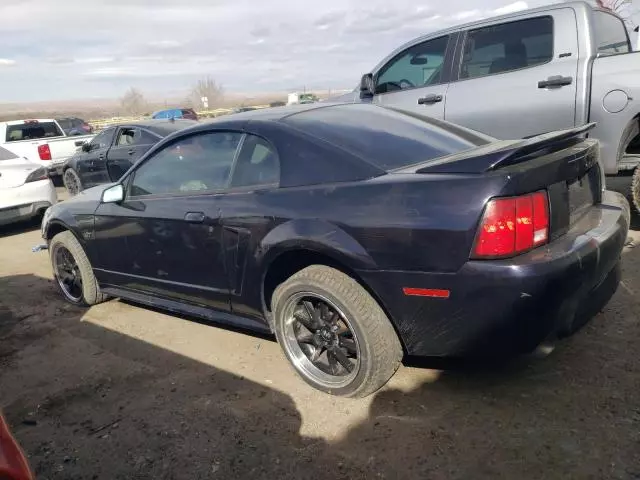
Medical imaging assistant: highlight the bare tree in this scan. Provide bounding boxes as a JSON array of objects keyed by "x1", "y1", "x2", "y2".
[
  {"x1": 595, "y1": 0, "x2": 636, "y2": 29},
  {"x1": 190, "y1": 77, "x2": 224, "y2": 110},
  {"x1": 120, "y1": 87, "x2": 147, "y2": 116}
]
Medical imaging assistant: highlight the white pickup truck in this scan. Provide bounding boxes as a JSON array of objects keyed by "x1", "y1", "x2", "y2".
[{"x1": 0, "y1": 119, "x2": 94, "y2": 176}]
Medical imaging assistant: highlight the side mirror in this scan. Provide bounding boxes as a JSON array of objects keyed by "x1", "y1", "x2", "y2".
[
  {"x1": 102, "y1": 184, "x2": 124, "y2": 204},
  {"x1": 359, "y1": 73, "x2": 375, "y2": 99},
  {"x1": 81, "y1": 142, "x2": 91, "y2": 152}
]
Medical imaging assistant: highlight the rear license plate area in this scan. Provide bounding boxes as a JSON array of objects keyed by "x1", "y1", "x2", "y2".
[{"x1": 568, "y1": 165, "x2": 600, "y2": 225}]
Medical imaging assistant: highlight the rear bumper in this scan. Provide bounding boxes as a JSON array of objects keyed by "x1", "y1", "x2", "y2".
[
  {"x1": 0, "y1": 179, "x2": 57, "y2": 226},
  {"x1": 358, "y1": 191, "x2": 630, "y2": 358}
]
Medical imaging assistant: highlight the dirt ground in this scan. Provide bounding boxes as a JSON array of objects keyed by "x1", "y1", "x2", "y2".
[{"x1": 1, "y1": 185, "x2": 639, "y2": 480}]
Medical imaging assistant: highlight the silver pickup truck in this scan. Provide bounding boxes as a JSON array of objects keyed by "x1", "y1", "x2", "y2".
[{"x1": 338, "y1": 1, "x2": 640, "y2": 209}]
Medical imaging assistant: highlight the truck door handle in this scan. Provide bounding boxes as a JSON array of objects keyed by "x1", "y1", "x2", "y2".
[
  {"x1": 418, "y1": 94, "x2": 443, "y2": 105},
  {"x1": 538, "y1": 76, "x2": 573, "y2": 89},
  {"x1": 127, "y1": 149, "x2": 135, "y2": 155},
  {"x1": 184, "y1": 211, "x2": 205, "y2": 223}
]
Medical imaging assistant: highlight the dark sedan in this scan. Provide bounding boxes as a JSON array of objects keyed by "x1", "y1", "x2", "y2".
[
  {"x1": 38, "y1": 103, "x2": 630, "y2": 397},
  {"x1": 62, "y1": 119, "x2": 196, "y2": 195}
]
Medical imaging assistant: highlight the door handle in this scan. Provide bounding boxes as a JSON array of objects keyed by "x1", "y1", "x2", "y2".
[
  {"x1": 418, "y1": 94, "x2": 443, "y2": 105},
  {"x1": 127, "y1": 149, "x2": 135, "y2": 155},
  {"x1": 98, "y1": 154, "x2": 105, "y2": 161},
  {"x1": 538, "y1": 76, "x2": 573, "y2": 89},
  {"x1": 184, "y1": 211, "x2": 205, "y2": 223}
]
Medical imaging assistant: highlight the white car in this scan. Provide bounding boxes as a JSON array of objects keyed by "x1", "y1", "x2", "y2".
[{"x1": 0, "y1": 145, "x2": 57, "y2": 226}]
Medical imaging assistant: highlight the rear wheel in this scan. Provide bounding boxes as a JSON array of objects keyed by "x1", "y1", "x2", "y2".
[
  {"x1": 631, "y1": 167, "x2": 640, "y2": 213},
  {"x1": 272, "y1": 265, "x2": 403, "y2": 397},
  {"x1": 63, "y1": 168, "x2": 83, "y2": 196},
  {"x1": 50, "y1": 231, "x2": 107, "y2": 306}
]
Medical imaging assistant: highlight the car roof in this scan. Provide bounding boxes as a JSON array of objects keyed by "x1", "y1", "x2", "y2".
[{"x1": 110, "y1": 119, "x2": 198, "y2": 136}]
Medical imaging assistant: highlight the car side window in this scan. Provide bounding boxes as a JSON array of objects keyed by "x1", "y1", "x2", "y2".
[
  {"x1": 229, "y1": 135, "x2": 279, "y2": 188},
  {"x1": 115, "y1": 128, "x2": 136, "y2": 146},
  {"x1": 89, "y1": 128, "x2": 114, "y2": 150},
  {"x1": 375, "y1": 35, "x2": 449, "y2": 94},
  {"x1": 138, "y1": 129, "x2": 160, "y2": 145},
  {"x1": 593, "y1": 11, "x2": 630, "y2": 55},
  {"x1": 460, "y1": 16, "x2": 553, "y2": 80},
  {"x1": 129, "y1": 132, "x2": 243, "y2": 197}
]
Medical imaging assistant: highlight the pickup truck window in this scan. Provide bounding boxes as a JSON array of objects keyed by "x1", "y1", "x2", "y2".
[
  {"x1": 460, "y1": 16, "x2": 553, "y2": 80},
  {"x1": 5, "y1": 121, "x2": 63, "y2": 142},
  {"x1": 376, "y1": 35, "x2": 449, "y2": 93},
  {"x1": 593, "y1": 11, "x2": 630, "y2": 55}
]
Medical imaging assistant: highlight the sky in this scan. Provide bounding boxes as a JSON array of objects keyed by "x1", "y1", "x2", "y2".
[{"x1": 0, "y1": 0, "x2": 608, "y2": 103}]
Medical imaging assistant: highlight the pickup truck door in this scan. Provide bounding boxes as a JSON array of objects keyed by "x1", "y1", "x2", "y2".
[
  {"x1": 74, "y1": 127, "x2": 116, "y2": 188},
  {"x1": 106, "y1": 127, "x2": 158, "y2": 182},
  {"x1": 370, "y1": 34, "x2": 457, "y2": 119},
  {"x1": 445, "y1": 9, "x2": 579, "y2": 139}
]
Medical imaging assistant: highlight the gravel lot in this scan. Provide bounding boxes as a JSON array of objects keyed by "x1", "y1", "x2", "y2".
[{"x1": 0, "y1": 185, "x2": 639, "y2": 479}]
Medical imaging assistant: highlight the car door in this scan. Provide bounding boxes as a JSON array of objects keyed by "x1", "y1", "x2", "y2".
[
  {"x1": 105, "y1": 127, "x2": 159, "y2": 181},
  {"x1": 445, "y1": 10, "x2": 579, "y2": 139},
  {"x1": 215, "y1": 133, "x2": 280, "y2": 324},
  {"x1": 74, "y1": 127, "x2": 116, "y2": 188},
  {"x1": 371, "y1": 34, "x2": 456, "y2": 119},
  {"x1": 92, "y1": 130, "x2": 244, "y2": 311}
]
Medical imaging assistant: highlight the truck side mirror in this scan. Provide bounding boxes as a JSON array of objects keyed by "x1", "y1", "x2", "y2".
[{"x1": 360, "y1": 73, "x2": 374, "y2": 99}]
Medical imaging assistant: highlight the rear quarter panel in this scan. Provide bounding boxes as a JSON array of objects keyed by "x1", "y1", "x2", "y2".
[{"x1": 590, "y1": 51, "x2": 640, "y2": 174}]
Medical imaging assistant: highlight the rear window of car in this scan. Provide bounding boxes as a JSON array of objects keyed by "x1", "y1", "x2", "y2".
[
  {"x1": 593, "y1": 11, "x2": 630, "y2": 55},
  {"x1": 5, "y1": 121, "x2": 64, "y2": 142},
  {"x1": 281, "y1": 104, "x2": 489, "y2": 170}
]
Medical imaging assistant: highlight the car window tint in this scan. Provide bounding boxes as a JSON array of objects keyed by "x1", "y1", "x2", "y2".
[
  {"x1": 115, "y1": 128, "x2": 136, "y2": 146},
  {"x1": 230, "y1": 135, "x2": 279, "y2": 188},
  {"x1": 593, "y1": 11, "x2": 630, "y2": 55},
  {"x1": 376, "y1": 35, "x2": 449, "y2": 94},
  {"x1": 5, "y1": 121, "x2": 64, "y2": 142},
  {"x1": 138, "y1": 129, "x2": 160, "y2": 144},
  {"x1": 90, "y1": 129, "x2": 114, "y2": 149},
  {"x1": 460, "y1": 16, "x2": 553, "y2": 80},
  {"x1": 129, "y1": 132, "x2": 242, "y2": 197},
  {"x1": 283, "y1": 104, "x2": 483, "y2": 170}
]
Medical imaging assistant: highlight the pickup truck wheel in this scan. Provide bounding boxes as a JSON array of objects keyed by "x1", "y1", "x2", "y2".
[
  {"x1": 63, "y1": 168, "x2": 83, "y2": 196},
  {"x1": 272, "y1": 265, "x2": 403, "y2": 398},
  {"x1": 50, "y1": 231, "x2": 107, "y2": 307},
  {"x1": 631, "y1": 167, "x2": 640, "y2": 213}
]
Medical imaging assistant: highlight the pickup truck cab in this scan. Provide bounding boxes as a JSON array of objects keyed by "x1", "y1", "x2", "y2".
[
  {"x1": 0, "y1": 119, "x2": 94, "y2": 176},
  {"x1": 345, "y1": 2, "x2": 640, "y2": 209}
]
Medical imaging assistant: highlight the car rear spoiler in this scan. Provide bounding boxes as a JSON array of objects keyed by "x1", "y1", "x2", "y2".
[{"x1": 413, "y1": 123, "x2": 597, "y2": 175}]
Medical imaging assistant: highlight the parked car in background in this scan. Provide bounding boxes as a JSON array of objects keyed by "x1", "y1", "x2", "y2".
[
  {"x1": 341, "y1": 2, "x2": 640, "y2": 208},
  {"x1": 56, "y1": 117, "x2": 94, "y2": 136},
  {"x1": 0, "y1": 119, "x2": 94, "y2": 176},
  {"x1": 152, "y1": 108, "x2": 199, "y2": 121},
  {"x1": 39, "y1": 103, "x2": 629, "y2": 398},
  {"x1": 0, "y1": 145, "x2": 57, "y2": 226},
  {"x1": 62, "y1": 119, "x2": 197, "y2": 195}
]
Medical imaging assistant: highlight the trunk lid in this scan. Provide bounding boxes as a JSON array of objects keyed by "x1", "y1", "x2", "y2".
[
  {"x1": 0, "y1": 158, "x2": 42, "y2": 188},
  {"x1": 397, "y1": 123, "x2": 602, "y2": 238}
]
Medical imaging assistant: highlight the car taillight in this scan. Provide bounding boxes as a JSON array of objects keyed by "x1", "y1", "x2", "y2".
[
  {"x1": 37, "y1": 144, "x2": 51, "y2": 161},
  {"x1": 472, "y1": 190, "x2": 549, "y2": 259}
]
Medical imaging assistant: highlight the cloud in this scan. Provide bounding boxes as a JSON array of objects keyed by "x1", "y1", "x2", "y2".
[{"x1": 0, "y1": 0, "x2": 548, "y2": 102}]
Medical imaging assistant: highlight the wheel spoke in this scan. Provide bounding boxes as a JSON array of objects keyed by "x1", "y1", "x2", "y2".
[
  {"x1": 329, "y1": 346, "x2": 354, "y2": 373},
  {"x1": 327, "y1": 350, "x2": 340, "y2": 375},
  {"x1": 302, "y1": 301, "x2": 322, "y2": 329},
  {"x1": 309, "y1": 345, "x2": 323, "y2": 363},
  {"x1": 294, "y1": 306, "x2": 317, "y2": 332},
  {"x1": 296, "y1": 328, "x2": 314, "y2": 344},
  {"x1": 339, "y1": 337, "x2": 357, "y2": 356}
]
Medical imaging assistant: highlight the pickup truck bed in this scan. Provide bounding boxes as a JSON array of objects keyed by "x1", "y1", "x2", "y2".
[{"x1": 0, "y1": 119, "x2": 94, "y2": 175}]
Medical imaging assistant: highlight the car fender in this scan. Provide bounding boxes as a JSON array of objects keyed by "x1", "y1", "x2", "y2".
[{"x1": 258, "y1": 218, "x2": 377, "y2": 273}]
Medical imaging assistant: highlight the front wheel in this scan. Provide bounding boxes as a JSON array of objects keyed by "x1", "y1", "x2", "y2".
[
  {"x1": 50, "y1": 231, "x2": 107, "y2": 306},
  {"x1": 272, "y1": 265, "x2": 403, "y2": 397}
]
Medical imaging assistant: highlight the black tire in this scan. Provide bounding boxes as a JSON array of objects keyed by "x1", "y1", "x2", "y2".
[
  {"x1": 272, "y1": 265, "x2": 403, "y2": 398},
  {"x1": 63, "y1": 168, "x2": 83, "y2": 196},
  {"x1": 49, "y1": 231, "x2": 107, "y2": 306},
  {"x1": 617, "y1": 120, "x2": 640, "y2": 213}
]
